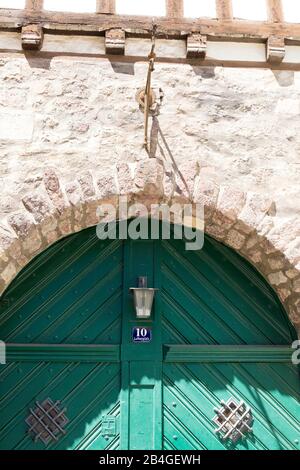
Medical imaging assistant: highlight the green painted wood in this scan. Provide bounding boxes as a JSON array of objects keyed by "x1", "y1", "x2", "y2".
[
  {"x1": 0, "y1": 234, "x2": 123, "y2": 345},
  {"x1": 120, "y1": 238, "x2": 162, "y2": 449},
  {"x1": 163, "y1": 362, "x2": 300, "y2": 450},
  {"x1": 127, "y1": 361, "x2": 162, "y2": 450},
  {"x1": 160, "y1": 236, "x2": 300, "y2": 451},
  {"x1": 0, "y1": 229, "x2": 123, "y2": 450},
  {"x1": 171, "y1": 361, "x2": 299, "y2": 450},
  {"x1": 0, "y1": 360, "x2": 121, "y2": 450},
  {"x1": 163, "y1": 345, "x2": 294, "y2": 362},
  {"x1": 161, "y1": 237, "x2": 295, "y2": 345},
  {"x1": 0, "y1": 225, "x2": 299, "y2": 451},
  {"x1": 6, "y1": 344, "x2": 120, "y2": 362},
  {"x1": 121, "y1": 238, "x2": 162, "y2": 362}
]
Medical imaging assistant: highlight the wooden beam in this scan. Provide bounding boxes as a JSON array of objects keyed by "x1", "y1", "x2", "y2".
[
  {"x1": 6, "y1": 344, "x2": 120, "y2": 362},
  {"x1": 97, "y1": 0, "x2": 115, "y2": 14},
  {"x1": 0, "y1": 10, "x2": 300, "y2": 42},
  {"x1": 267, "y1": 0, "x2": 283, "y2": 23},
  {"x1": 25, "y1": 0, "x2": 43, "y2": 11},
  {"x1": 164, "y1": 345, "x2": 293, "y2": 363},
  {"x1": 166, "y1": 0, "x2": 183, "y2": 19},
  {"x1": 216, "y1": 0, "x2": 233, "y2": 20}
]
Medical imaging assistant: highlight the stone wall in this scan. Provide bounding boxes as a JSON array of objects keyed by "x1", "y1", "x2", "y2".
[{"x1": 0, "y1": 53, "x2": 299, "y2": 333}]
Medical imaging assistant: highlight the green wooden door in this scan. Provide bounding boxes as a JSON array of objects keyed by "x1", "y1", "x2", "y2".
[
  {"x1": 0, "y1": 227, "x2": 299, "y2": 450},
  {"x1": 161, "y1": 236, "x2": 300, "y2": 450},
  {"x1": 0, "y1": 231, "x2": 123, "y2": 450}
]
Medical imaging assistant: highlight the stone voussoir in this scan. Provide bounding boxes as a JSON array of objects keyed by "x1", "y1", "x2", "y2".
[
  {"x1": 116, "y1": 162, "x2": 135, "y2": 196},
  {"x1": 22, "y1": 192, "x2": 54, "y2": 224},
  {"x1": 7, "y1": 212, "x2": 37, "y2": 239},
  {"x1": 134, "y1": 159, "x2": 164, "y2": 197},
  {"x1": 43, "y1": 167, "x2": 71, "y2": 218},
  {"x1": 235, "y1": 192, "x2": 274, "y2": 235},
  {"x1": 217, "y1": 185, "x2": 246, "y2": 222},
  {"x1": 78, "y1": 171, "x2": 97, "y2": 201}
]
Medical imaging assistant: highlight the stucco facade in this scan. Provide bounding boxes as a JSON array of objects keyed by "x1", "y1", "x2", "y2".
[{"x1": 0, "y1": 53, "x2": 299, "y2": 333}]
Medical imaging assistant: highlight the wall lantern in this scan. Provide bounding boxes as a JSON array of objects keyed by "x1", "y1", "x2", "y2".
[{"x1": 130, "y1": 276, "x2": 158, "y2": 319}]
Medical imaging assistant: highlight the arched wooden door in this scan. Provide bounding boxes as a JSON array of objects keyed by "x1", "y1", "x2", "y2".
[{"x1": 0, "y1": 226, "x2": 299, "y2": 450}]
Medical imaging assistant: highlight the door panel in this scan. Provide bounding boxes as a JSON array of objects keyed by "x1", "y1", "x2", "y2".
[
  {"x1": 161, "y1": 237, "x2": 294, "y2": 345},
  {"x1": 0, "y1": 231, "x2": 123, "y2": 450},
  {"x1": 123, "y1": 361, "x2": 162, "y2": 450},
  {"x1": 163, "y1": 362, "x2": 300, "y2": 450},
  {"x1": 0, "y1": 235, "x2": 123, "y2": 345},
  {"x1": 161, "y1": 236, "x2": 299, "y2": 450},
  {"x1": 0, "y1": 360, "x2": 121, "y2": 450}
]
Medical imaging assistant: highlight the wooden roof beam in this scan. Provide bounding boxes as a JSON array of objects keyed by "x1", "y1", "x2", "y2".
[
  {"x1": 0, "y1": 9, "x2": 300, "y2": 43},
  {"x1": 216, "y1": 0, "x2": 233, "y2": 20},
  {"x1": 25, "y1": 0, "x2": 44, "y2": 11},
  {"x1": 267, "y1": 0, "x2": 284, "y2": 23},
  {"x1": 97, "y1": 0, "x2": 115, "y2": 15},
  {"x1": 166, "y1": 0, "x2": 183, "y2": 19}
]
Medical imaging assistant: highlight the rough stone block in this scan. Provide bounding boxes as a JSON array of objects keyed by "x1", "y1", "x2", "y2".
[
  {"x1": 8, "y1": 212, "x2": 35, "y2": 238},
  {"x1": 237, "y1": 193, "x2": 274, "y2": 234},
  {"x1": 97, "y1": 173, "x2": 118, "y2": 199},
  {"x1": 217, "y1": 186, "x2": 246, "y2": 222},
  {"x1": 44, "y1": 168, "x2": 70, "y2": 216},
  {"x1": 78, "y1": 172, "x2": 96, "y2": 200},
  {"x1": 268, "y1": 271, "x2": 288, "y2": 286},
  {"x1": 65, "y1": 181, "x2": 83, "y2": 207},
  {"x1": 22, "y1": 193, "x2": 53, "y2": 223},
  {"x1": 134, "y1": 159, "x2": 164, "y2": 196},
  {"x1": 117, "y1": 162, "x2": 134, "y2": 196}
]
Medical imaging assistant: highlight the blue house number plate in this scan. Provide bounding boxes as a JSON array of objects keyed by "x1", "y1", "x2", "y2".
[{"x1": 132, "y1": 327, "x2": 152, "y2": 343}]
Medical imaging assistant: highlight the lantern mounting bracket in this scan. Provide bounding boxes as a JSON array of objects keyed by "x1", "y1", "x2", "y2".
[{"x1": 136, "y1": 23, "x2": 164, "y2": 152}]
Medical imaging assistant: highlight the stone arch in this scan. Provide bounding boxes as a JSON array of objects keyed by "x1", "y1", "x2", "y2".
[{"x1": 0, "y1": 158, "x2": 299, "y2": 334}]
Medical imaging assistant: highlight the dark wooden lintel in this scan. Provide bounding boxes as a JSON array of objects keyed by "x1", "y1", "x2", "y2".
[{"x1": 25, "y1": 0, "x2": 44, "y2": 11}]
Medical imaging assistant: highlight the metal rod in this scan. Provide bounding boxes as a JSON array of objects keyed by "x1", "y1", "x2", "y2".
[
  {"x1": 143, "y1": 23, "x2": 157, "y2": 151},
  {"x1": 138, "y1": 276, "x2": 148, "y2": 288}
]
